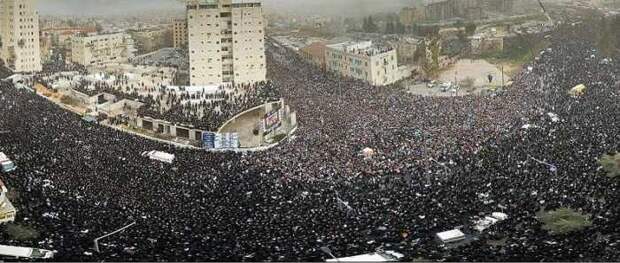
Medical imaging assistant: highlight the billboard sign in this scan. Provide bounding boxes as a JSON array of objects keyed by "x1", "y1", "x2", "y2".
[
  {"x1": 205, "y1": 132, "x2": 240, "y2": 149},
  {"x1": 202, "y1": 132, "x2": 216, "y2": 149}
]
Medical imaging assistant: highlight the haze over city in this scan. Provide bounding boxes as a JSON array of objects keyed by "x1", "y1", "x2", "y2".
[
  {"x1": 0, "y1": 0, "x2": 619, "y2": 262},
  {"x1": 38, "y1": 0, "x2": 417, "y2": 16}
]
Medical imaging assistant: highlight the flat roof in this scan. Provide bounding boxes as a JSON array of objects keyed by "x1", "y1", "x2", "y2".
[
  {"x1": 326, "y1": 253, "x2": 392, "y2": 262},
  {"x1": 436, "y1": 229, "x2": 465, "y2": 242}
]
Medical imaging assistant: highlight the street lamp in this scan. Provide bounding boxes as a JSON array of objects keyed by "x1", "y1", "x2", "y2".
[
  {"x1": 529, "y1": 156, "x2": 558, "y2": 176},
  {"x1": 320, "y1": 246, "x2": 339, "y2": 262}
]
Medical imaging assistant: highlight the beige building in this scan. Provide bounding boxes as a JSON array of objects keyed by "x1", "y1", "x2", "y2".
[
  {"x1": 172, "y1": 18, "x2": 188, "y2": 49},
  {"x1": 0, "y1": 0, "x2": 42, "y2": 72},
  {"x1": 0, "y1": 180, "x2": 16, "y2": 224},
  {"x1": 299, "y1": 41, "x2": 327, "y2": 70},
  {"x1": 131, "y1": 28, "x2": 172, "y2": 55},
  {"x1": 71, "y1": 33, "x2": 130, "y2": 67},
  {"x1": 187, "y1": 0, "x2": 266, "y2": 86},
  {"x1": 325, "y1": 41, "x2": 399, "y2": 86},
  {"x1": 387, "y1": 37, "x2": 420, "y2": 65}
]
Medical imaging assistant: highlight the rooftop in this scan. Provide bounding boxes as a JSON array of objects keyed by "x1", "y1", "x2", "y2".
[{"x1": 327, "y1": 41, "x2": 394, "y2": 57}]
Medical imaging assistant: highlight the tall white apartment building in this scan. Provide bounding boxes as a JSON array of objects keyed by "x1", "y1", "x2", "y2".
[
  {"x1": 0, "y1": 0, "x2": 42, "y2": 72},
  {"x1": 187, "y1": 0, "x2": 266, "y2": 86},
  {"x1": 71, "y1": 33, "x2": 130, "y2": 67},
  {"x1": 326, "y1": 41, "x2": 399, "y2": 86}
]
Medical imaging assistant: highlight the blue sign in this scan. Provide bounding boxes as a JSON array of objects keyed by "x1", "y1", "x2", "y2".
[{"x1": 202, "y1": 132, "x2": 216, "y2": 149}]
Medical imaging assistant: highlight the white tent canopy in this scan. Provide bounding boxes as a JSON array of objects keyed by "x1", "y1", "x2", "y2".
[
  {"x1": 436, "y1": 229, "x2": 466, "y2": 243},
  {"x1": 0, "y1": 245, "x2": 54, "y2": 259},
  {"x1": 142, "y1": 151, "x2": 175, "y2": 164},
  {"x1": 326, "y1": 251, "x2": 403, "y2": 262}
]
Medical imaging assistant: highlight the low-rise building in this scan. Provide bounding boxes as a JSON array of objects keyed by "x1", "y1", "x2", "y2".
[
  {"x1": 299, "y1": 41, "x2": 327, "y2": 70},
  {"x1": 41, "y1": 26, "x2": 98, "y2": 45},
  {"x1": 71, "y1": 33, "x2": 130, "y2": 67},
  {"x1": 325, "y1": 41, "x2": 399, "y2": 86},
  {"x1": 387, "y1": 37, "x2": 419, "y2": 65},
  {"x1": 130, "y1": 28, "x2": 172, "y2": 55}
]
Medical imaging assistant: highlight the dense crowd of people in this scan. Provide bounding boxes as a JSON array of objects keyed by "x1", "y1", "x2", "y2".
[
  {"x1": 0, "y1": 23, "x2": 618, "y2": 262},
  {"x1": 136, "y1": 81, "x2": 280, "y2": 131},
  {"x1": 34, "y1": 63, "x2": 280, "y2": 131}
]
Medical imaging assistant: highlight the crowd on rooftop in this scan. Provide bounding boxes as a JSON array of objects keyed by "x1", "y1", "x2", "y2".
[
  {"x1": 0, "y1": 23, "x2": 618, "y2": 261},
  {"x1": 32, "y1": 61, "x2": 280, "y2": 131}
]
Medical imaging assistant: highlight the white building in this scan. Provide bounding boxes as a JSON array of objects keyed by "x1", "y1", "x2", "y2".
[
  {"x1": 0, "y1": 180, "x2": 16, "y2": 224},
  {"x1": 0, "y1": 0, "x2": 42, "y2": 72},
  {"x1": 187, "y1": 0, "x2": 266, "y2": 86},
  {"x1": 71, "y1": 33, "x2": 130, "y2": 67},
  {"x1": 325, "y1": 41, "x2": 399, "y2": 86}
]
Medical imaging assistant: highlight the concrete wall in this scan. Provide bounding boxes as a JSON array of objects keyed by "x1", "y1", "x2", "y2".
[{"x1": 137, "y1": 117, "x2": 204, "y2": 141}]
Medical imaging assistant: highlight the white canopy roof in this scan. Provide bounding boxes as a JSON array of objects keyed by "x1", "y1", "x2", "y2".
[
  {"x1": 436, "y1": 229, "x2": 465, "y2": 243},
  {"x1": 142, "y1": 151, "x2": 175, "y2": 164},
  {"x1": 326, "y1": 251, "x2": 401, "y2": 262}
]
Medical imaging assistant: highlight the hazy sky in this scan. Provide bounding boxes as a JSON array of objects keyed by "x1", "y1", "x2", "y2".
[{"x1": 38, "y1": 0, "x2": 419, "y2": 17}]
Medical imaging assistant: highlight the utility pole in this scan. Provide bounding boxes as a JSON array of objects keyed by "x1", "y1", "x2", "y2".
[
  {"x1": 501, "y1": 65, "x2": 504, "y2": 89},
  {"x1": 93, "y1": 222, "x2": 137, "y2": 253},
  {"x1": 454, "y1": 70, "x2": 458, "y2": 96}
]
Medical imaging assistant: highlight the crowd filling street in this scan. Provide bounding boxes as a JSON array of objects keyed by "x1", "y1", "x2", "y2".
[{"x1": 0, "y1": 23, "x2": 618, "y2": 261}]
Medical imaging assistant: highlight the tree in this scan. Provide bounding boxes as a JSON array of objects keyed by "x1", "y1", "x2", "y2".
[
  {"x1": 66, "y1": 19, "x2": 76, "y2": 27},
  {"x1": 539, "y1": 208, "x2": 592, "y2": 235},
  {"x1": 362, "y1": 17, "x2": 369, "y2": 32},
  {"x1": 413, "y1": 40, "x2": 427, "y2": 63},
  {"x1": 366, "y1": 16, "x2": 378, "y2": 33},
  {"x1": 95, "y1": 22, "x2": 103, "y2": 33},
  {"x1": 386, "y1": 20, "x2": 395, "y2": 34},
  {"x1": 396, "y1": 22, "x2": 406, "y2": 34},
  {"x1": 599, "y1": 152, "x2": 620, "y2": 178},
  {"x1": 344, "y1": 17, "x2": 359, "y2": 32},
  {"x1": 419, "y1": 38, "x2": 441, "y2": 78},
  {"x1": 465, "y1": 23, "x2": 477, "y2": 36},
  {"x1": 430, "y1": 38, "x2": 440, "y2": 76}
]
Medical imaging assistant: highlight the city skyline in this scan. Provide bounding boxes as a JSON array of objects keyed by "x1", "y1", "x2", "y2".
[{"x1": 37, "y1": 0, "x2": 417, "y2": 17}]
